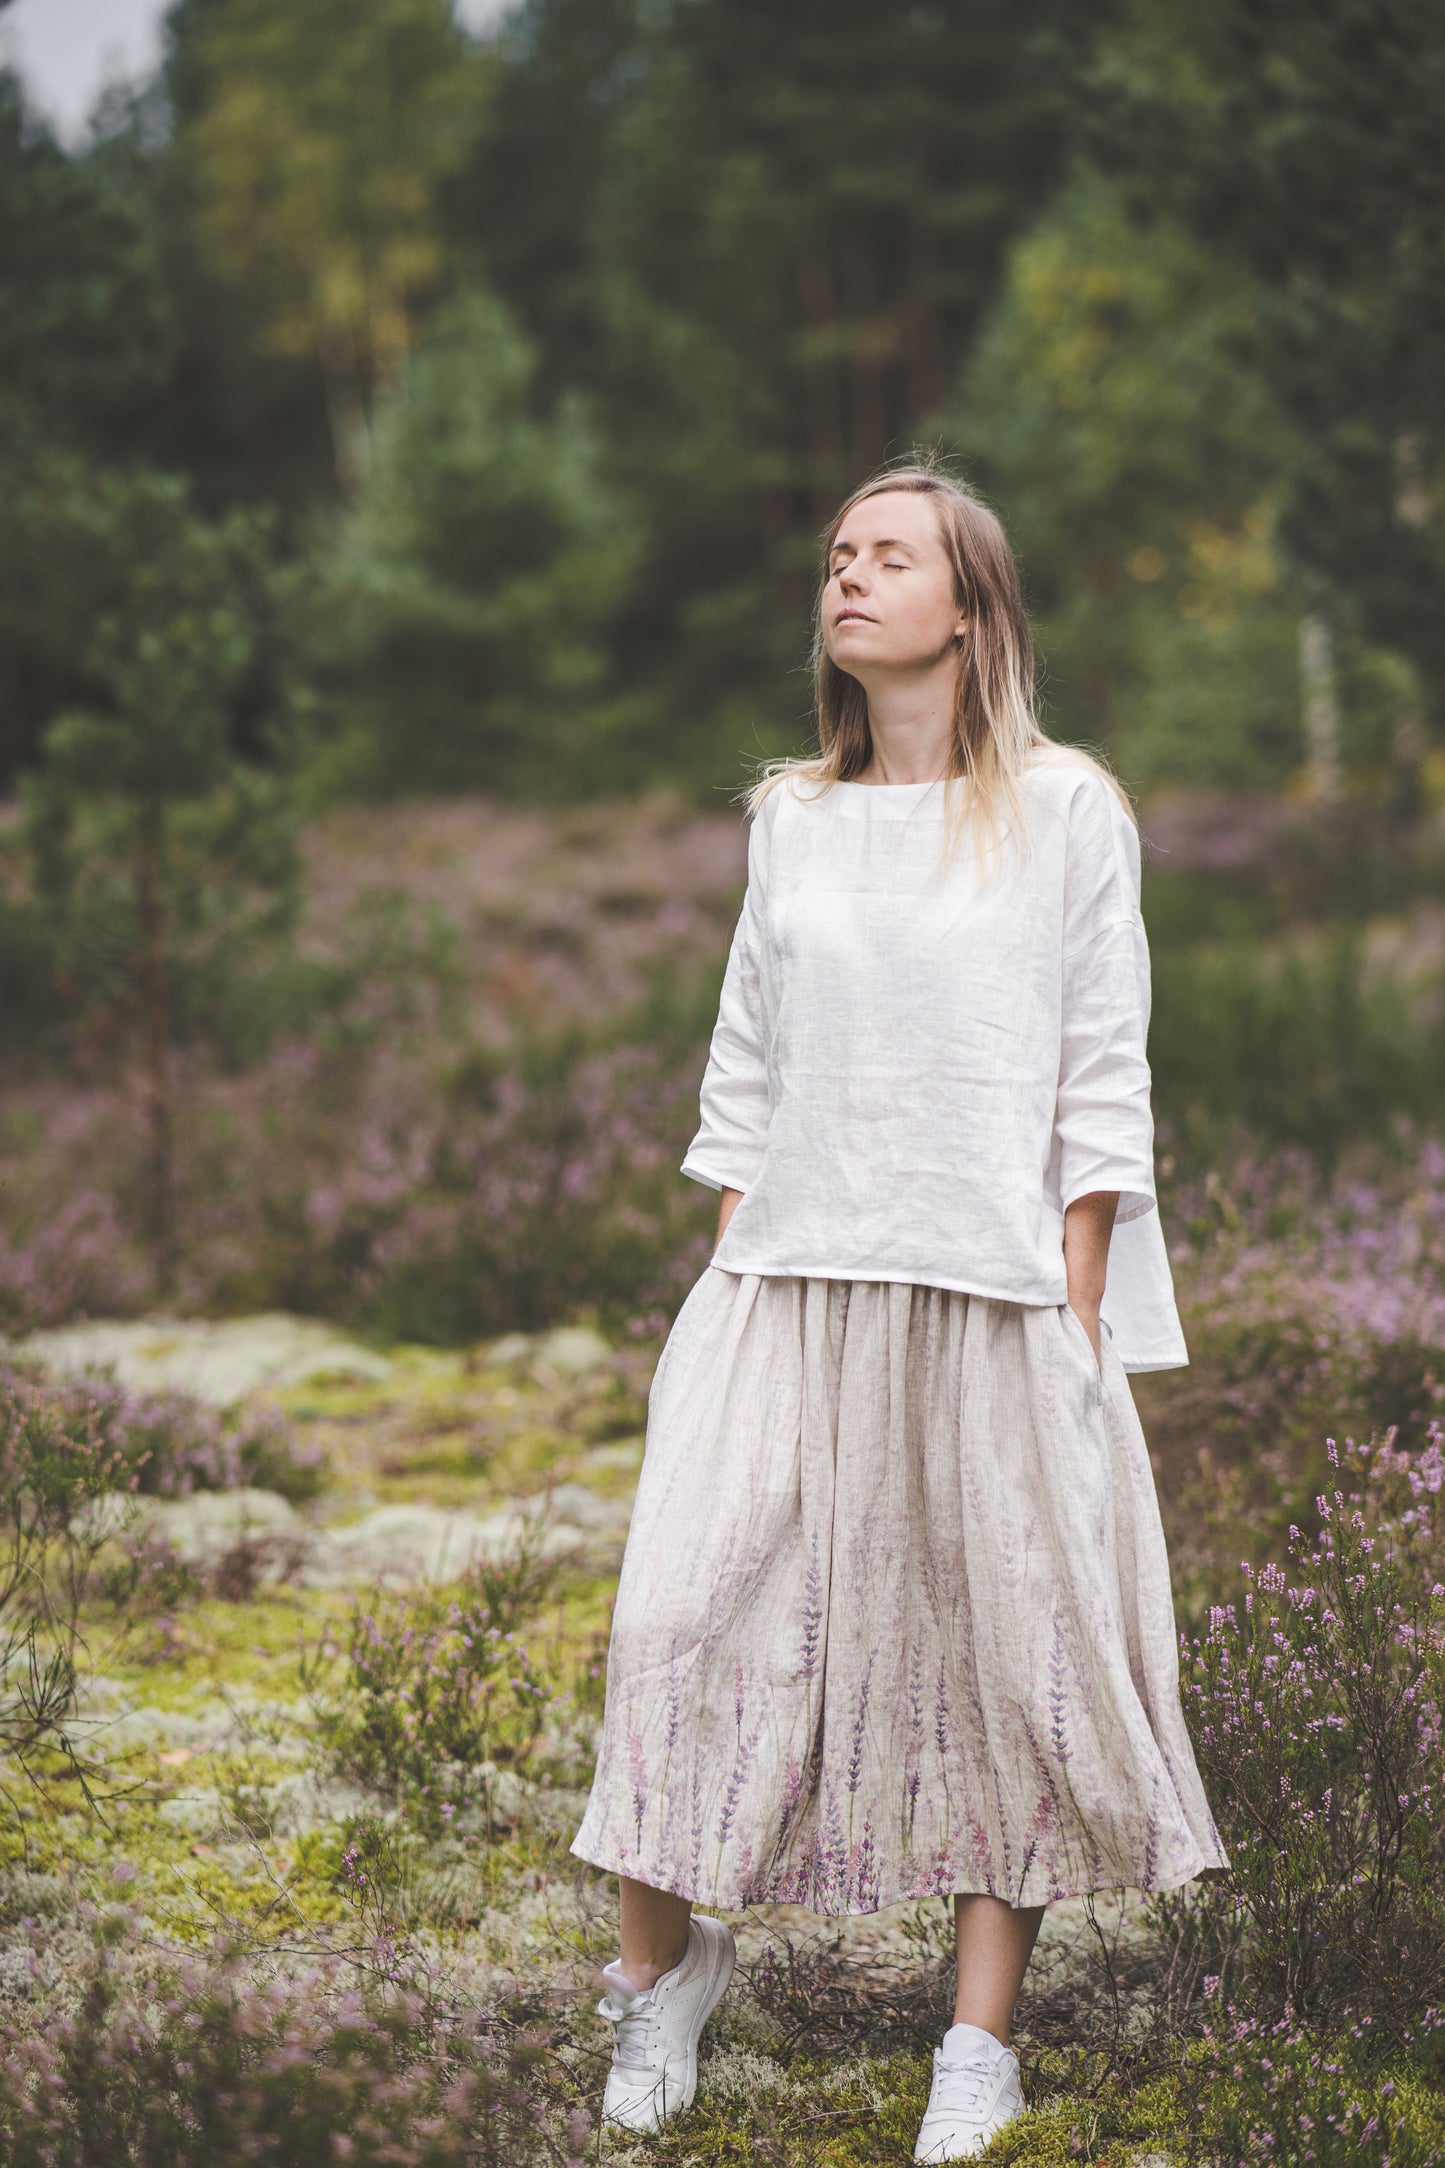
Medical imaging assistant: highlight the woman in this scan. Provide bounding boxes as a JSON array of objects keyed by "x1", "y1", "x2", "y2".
[{"x1": 570, "y1": 464, "x2": 1226, "y2": 2162}]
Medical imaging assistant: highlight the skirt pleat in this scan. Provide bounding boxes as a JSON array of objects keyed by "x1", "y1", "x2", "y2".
[{"x1": 570, "y1": 1268, "x2": 1227, "y2": 1914}]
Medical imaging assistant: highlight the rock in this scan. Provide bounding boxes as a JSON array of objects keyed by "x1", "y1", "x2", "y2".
[
  {"x1": 524, "y1": 1482, "x2": 632, "y2": 1533},
  {"x1": 91, "y1": 1706, "x2": 230, "y2": 1756},
  {"x1": 480, "y1": 1331, "x2": 533, "y2": 1367},
  {"x1": 69, "y1": 1491, "x2": 142, "y2": 1546},
  {"x1": 586, "y1": 1438, "x2": 644, "y2": 1471},
  {"x1": 156, "y1": 1788, "x2": 225, "y2": 1833},
  {"x1": 242, "y1": 1771, "x2": 376, "y2": 1838},
  {"x1": 146, "y1": 1488, "x2": 301, "y2": 1564},
  {"x1": 4, "y1": 1312, "x2": 392, "y2": 1408},
  {"x1": 533, "y1": 1325, "x2": 611, "y2": 1379},
  {"x1": 299, "y1": 1502, "x2": 581, "y2": 1590},
  {"x1": 80, "y1": 1479, "x2": 628, "y2": 1596}
]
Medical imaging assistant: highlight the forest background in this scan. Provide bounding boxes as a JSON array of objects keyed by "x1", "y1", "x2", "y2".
[
  {"x1": 2, "y1": 0, "x2": 1443, "y2": 1333},
  {"x1": 0, "y1": 3, "x2": 1444, "y2": 2164}
]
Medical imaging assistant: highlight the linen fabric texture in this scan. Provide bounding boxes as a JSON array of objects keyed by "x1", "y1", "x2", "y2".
[
  {"x1": 569, "y1": 1267, "x2": 1227, "y2": 1913},
  {"x1": 681, "y1": 759, "x2": 1188, "y2": 1372}
]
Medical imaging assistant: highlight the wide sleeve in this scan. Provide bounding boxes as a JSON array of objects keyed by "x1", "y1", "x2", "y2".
[
  {"x1": 1053, "y1": 776, "x2": 1158, "y2": 1226},
  {"x1": 678, "y1": 799, "x2": 773, "y2": 1193}
]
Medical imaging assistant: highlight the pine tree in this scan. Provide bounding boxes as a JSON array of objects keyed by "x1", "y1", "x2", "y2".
[
  {"x1": 20, "y1": 474, "x2": 301, "y2": 1294},
  {"x1": 1086, "y1": 0, "x2": 1445, "y2": 745}
]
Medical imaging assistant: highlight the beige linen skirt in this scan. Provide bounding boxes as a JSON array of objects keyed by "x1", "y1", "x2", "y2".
[{"x1": 570, "y1": 1266, "x2": 1226, "y2": 1914}]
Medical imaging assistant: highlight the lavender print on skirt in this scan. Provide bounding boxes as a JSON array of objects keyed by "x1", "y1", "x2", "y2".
[{"x1": 570, "y1": 1267, "x2": 1227, "y2": 1914}]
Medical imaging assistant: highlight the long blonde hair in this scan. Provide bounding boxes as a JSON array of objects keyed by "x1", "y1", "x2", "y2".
[{"x1": 743, "y1": 460, "x2": 1134, "y2": 864}]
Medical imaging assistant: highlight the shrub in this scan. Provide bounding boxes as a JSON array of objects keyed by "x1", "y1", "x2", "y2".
[
  {"x1": 1159, "y1": 1429, "x2": 1445, "y2": 2046},
  {"x1": 0, "y1": 1931, "x2": 588, "y2": 2168},
  {"x1": 288, "y1": 1027, "x2": 712, "y2": 1343},
  {"x1": 0, "y1": 1365, "x2": 128, "y2": 1786},
  {"x1": 102, "y1": 1381, "x2": 325, "y2": 1501},
  {"x1": 1148, "y1": 1141, "x2": 1445, "y2": 1583},
  {"x1": 1151, "y1": 930, "x2": 1445, "y2": 1161},
  {"x1": 0, "y1": 1183, "x2": 152, "y2": 1337},
  {"x1": 1192, "y1": 2024, "x2": 1445, "y2": 2168},
  {"x1": 6, "y1": 1368, "x2": 327, "y2": 1503},
  {"x1": 311, "y1": 1534, "x2": 568, "y2": 1830}
]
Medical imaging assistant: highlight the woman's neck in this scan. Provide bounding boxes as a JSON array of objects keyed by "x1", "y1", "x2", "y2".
[{"x1": 856, "y1": 670, "x2": 957, "y2": 785}]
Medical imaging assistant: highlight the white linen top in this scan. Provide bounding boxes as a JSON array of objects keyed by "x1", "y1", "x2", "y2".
[{"x1": 680, "y1": 755, "x2": 1189, "y2": 1373}]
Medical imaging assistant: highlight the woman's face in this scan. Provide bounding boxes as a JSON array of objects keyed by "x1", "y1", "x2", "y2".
[{"x1": 821, "y1": 490, "x2": 966, "y2": 679}]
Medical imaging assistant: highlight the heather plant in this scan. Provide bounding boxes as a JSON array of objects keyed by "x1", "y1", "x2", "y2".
[
  {"x1": 1191, "y1": 2022, "x2": 1445, "y2": 2168},
  {"x1": 0, "y1": 1366, "x2": 128, "y2": 1795},
  {"x1": 74, "y1": 1375, "x2": 327, "y2": 1503},
  {"x1": 1158, "y1": 1428, "x2": 1445, "y2": 2047},
  {"x1": 0, "y1": 1183, "x2": 151, "y2": 1338},
  {"x1": 1150, "y1": 1140, "x2": 1445, "y2": 1582},
  {"x1": 311, "y1": 1535, "x2": 568, "y2": 1831},
  {"x1": 0, "y1": 1362, "x2": 325, "y2": 1504},
  {"x1": 0, "y1": 1927, "x2": 589, "y2": 2168},
  {"x1": 308, "y1": 1023, "x2": 712, "y2": 1343}
]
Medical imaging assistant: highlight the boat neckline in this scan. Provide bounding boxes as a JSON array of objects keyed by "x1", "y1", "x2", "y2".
[{"x1": 831, "y1": 777, "x2": 948, "y2": 794}]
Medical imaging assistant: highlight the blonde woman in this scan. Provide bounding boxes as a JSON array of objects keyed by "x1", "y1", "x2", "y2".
[{"x1": 571, "y1": 465, "x2": 1226, "y2": 2161}]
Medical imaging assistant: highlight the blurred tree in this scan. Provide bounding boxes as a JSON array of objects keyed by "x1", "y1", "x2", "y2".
[
  {"x1": 463, "y1": 0, "x2": 1082, "y2": 766},
  {"x1": 19, "y1": 473, "x2": 302, "y2": 1292},
  {"x1": 178, "y1": 0, "x2": 492, "y2": 494},
  {"x1": 1087, "y1": 0, "x2": 1445, "y2": 763},
  {"x1": 303, "y1": 285, "x2": 635, "y2": 796},
  {"x1": 455, "y1": 0, "x2": 637, "y2": 404},
  {"x1": 950, "y1": 175, "x2": 1302, "y2": 788},
  {"x1": 0, "y1": 72, "x2": 171, "y2": 440},
  {"x1": 0, "y1": 73, "x2": 175, "y2": 777}
]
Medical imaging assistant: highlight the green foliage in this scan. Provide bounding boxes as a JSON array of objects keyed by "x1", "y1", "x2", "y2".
[
  {"x1": 305, "y1": 285, "x2": 635, "y2": 795},
  {"x1": 0, "y1": 78, "x2": 176, "y2": 781},
  {"x1": 0, "y1": 75, "x2": 171, "y2": 444},
  {"x1": 1087, "y1": 0, "x2": 1445, "y2": 735},
  {"x1": 1150, "y1": 928, "x2": 1445, "y2": 1157},
  {"x1": 23, "y1": 468, "x2": 277, "y2": 806},
  {"x1": 4, "y1": 0, "x2": 1442, "y2": 797},
  {"x1": 10, "y1": 467, "x2": 304, "y2": 1282},
  {"x1": 458, "y1": 0, "x2": 1081, "y2": 771},
  {"x1": 952, "y1": 173, "x2": 1302, "y2": 785},
  {"x1": 180, "y1": 0, "x2": 492, "y2": 493},
  {"x1": 311, "y1": 1534, "x2": 567, "y2": 1827},
  {"x1": 1195, "y1": 2033, "x2": 1445, "y2": 2168},
  {"x1": 0, "y1": 1365, "x2": 128, "y2": 1795}
]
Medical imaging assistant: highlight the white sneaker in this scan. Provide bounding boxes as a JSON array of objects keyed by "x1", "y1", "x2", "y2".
[
  {"x1": 597, "y1": 1914, "x2": 736, "y2": 2132},
  {"x1": 912, "y1": 2021, "x2": 1024, "y2": 2161}
]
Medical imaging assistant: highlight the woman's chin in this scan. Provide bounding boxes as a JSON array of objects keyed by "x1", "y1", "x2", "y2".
[{"x1": 827, "y1": 632, "x2": 887, "y2": 670}]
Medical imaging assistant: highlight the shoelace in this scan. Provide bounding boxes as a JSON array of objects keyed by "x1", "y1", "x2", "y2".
[
  {"x1": 597, "y1": 1985, "x2": 662, "y2": 2076},
  {"x1": 929, "y1": 2048, "x2": 1006, "y2": 2120}
]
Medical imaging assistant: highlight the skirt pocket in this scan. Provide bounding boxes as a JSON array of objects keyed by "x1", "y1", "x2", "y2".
[{"x1": 1058, "y1": 1300, "x2": 1104, "y2": 1406}]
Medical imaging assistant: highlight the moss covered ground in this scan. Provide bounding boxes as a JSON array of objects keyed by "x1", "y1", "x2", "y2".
[{"x1": 0, "y1": 1320, "x2": 1217, "y2": 2163}]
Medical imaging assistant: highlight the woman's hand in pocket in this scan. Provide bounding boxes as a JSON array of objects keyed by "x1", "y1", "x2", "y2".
[
  {"x1": 1063, "y1": 1190, "x2": 1116, "y2": 1374},
  {"x1": 714, "y1": 1186, "x2": 744, "y2": 1253},
  {"x1": 1065, "y1": 1299, "x2": 1103, "y2": 1372}
]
